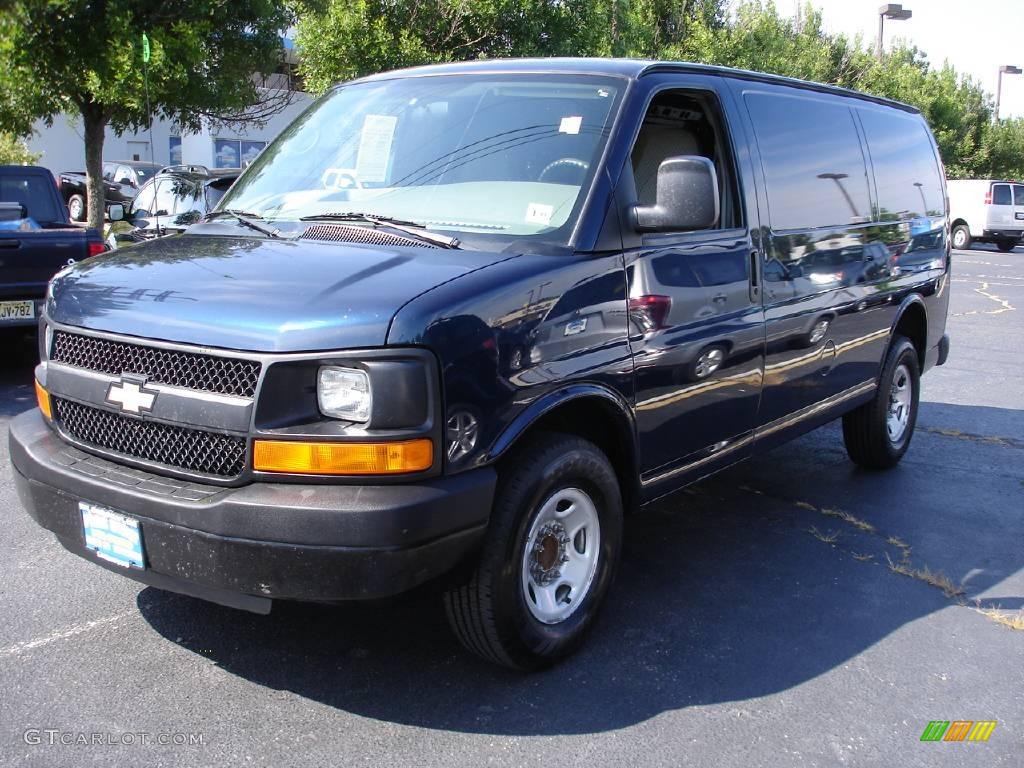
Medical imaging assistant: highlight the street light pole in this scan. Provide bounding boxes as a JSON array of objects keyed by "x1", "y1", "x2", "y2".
[
  {"x1": 996, "y1": 65, "x2": 1022, "y2": 122},
  {"x1": 877, "y1": 4, "x2": 913, "y2": 60}
]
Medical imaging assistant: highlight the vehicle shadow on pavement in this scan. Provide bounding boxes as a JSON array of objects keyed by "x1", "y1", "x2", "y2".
[
  {"x1": 0, "y1": 330, "x2": 39, "y2": 418},
  {"x1": 137, "y1": 401, "x2": 1023, "y2": 736}
]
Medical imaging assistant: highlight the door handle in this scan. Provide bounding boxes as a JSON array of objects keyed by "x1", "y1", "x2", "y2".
[{"x1": 749, "y1": 250, "x2": 760, "y2": 302}]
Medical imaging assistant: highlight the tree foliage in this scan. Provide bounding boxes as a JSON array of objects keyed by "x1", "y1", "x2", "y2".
[
  {"x1": 0, "y1": 0, "x2": 315, "y2": 228},
  {"x1": 298, "y1": 0, "x2": 1022, "y2": 180},
  {"x1": 0, "y1": 132, "x2": 41, "y2": 165}
]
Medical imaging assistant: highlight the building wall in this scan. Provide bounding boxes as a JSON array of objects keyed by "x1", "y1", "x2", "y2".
[{"x1": 26, "y1": 91, "x2": 312, "y2": 176}]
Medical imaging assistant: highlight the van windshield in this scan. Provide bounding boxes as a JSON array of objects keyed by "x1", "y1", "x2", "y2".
[{"x1": 218, "y1": 74, "x2": 623, "y2": 244}]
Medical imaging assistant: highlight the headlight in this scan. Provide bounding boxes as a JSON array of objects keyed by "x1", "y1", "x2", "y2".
[{"x1": 317, "y1": 366, "x2": 372, "y2": 422}]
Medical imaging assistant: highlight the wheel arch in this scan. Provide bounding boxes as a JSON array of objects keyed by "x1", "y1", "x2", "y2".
[
  {"x1": 890, "y1": 295, "x2": 928, "y2": 366},
  {"x1": 487, "y1": 384, "x2": 640, "y2": 511}
]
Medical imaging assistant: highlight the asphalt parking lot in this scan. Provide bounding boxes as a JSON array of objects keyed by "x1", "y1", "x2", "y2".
[{"x1": 1, "y1": 248, "x2": 1021, "y2": 767}]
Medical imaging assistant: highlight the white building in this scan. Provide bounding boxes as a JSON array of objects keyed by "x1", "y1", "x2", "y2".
[{"x1": 25, "y1": 38, "x2": 312, "y2": 174}]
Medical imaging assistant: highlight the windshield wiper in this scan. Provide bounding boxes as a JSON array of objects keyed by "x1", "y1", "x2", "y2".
[
  {"x1": 299, "y1": 212, "x2": 460, "y2": 249},
  {"x1": 205, "y1": 209, "x2": 281, "y2": 239}
]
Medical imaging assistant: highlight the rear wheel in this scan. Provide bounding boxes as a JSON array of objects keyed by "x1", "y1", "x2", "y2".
[
  {"x1": 996, "y1": 238, "x2": 1018, "y2": 253},
  {"x1": 950, "y1": 224, "x2": 971, "y2": 250},
  {"x1": 444, "y1": 432, "x2": 623, "y2": 670},
  {"x1": 67, "y1": 194, "x2": 85, "y2": 222},
  {"x1": 842, "y1": 336, "x2": 920, "y2": 469}
]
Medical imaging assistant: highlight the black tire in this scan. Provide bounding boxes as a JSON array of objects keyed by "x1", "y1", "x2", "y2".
[
  {"x1": 67, "y1": 194, "x2": 85, "y2": 222},
  {"x1": 443, "y1": 432, "x2": 623, "y2": 670},
  {"x1": 951, "y1": 224, "x2": 971, "y2": 251},
  {"x1": 996, "y1": 239, "x2": 1018, "y2": 253},
  {"x1": 842, "y1": 336, "x2": 920, "y2": 470}
]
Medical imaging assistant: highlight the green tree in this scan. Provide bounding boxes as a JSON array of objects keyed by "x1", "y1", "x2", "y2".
[
  {"x1": 296, "y1": 0, "x2": 728, "y2": 93},
  {"x1": 0, "y1": 1, "x2": 314, "y2": 230},
  {"x1": 0, "y1": 132, "x2": 41, "y2": 165}
]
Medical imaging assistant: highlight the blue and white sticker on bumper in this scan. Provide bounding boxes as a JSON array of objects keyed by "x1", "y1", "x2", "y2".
[{"x1": 80, "y1": 502, "x2": 145, "y2": 569}]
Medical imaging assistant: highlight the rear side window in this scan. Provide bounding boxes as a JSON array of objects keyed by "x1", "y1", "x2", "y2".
[
  {"x1": 1014, "y1": 185, "x2": 1024, "y2": 206},
  {"x1": 744, "y1": 91, "x2": 871, "y2": 231},
  {"x1": 858, "y1": 108, "x2": 943, "y2": 219},
  {"x1": 992, "y1": 184, "x2": 1012, "y2": 205},
  {"x1": 0, "y1": 174, "x2": 60, "y2": 222}
]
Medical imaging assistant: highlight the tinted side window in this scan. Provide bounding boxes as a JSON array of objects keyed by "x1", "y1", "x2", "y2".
[
  {"x1": 858, "y1": 108, "x2": 943, "y2": 219},
  {"x1": 1015, "y1": 185, "x2": 1024, "y2": 206},
  {"x1": 992, "y1": 184, "x2": 1012, "y2": 205},
  {"x1": 744, "y1": 91, "x2": 871, "y2": 230}
]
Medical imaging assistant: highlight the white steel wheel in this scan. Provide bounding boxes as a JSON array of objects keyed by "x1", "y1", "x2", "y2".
[{"x1": 520, "y1": 487, "x2": 601, "y2": 625}]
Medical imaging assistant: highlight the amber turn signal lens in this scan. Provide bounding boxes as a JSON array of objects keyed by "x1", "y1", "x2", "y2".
[
  {"x1": 253, "y1": 438, "x2": 433, "y2": 475},
  {"x1": 35, "y1": 380, "x2": 52, "y2": 420}
]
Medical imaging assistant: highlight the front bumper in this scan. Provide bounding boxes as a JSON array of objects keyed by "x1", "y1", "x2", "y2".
[{"x1": 10, "y1": 410, "x2": 495, "y2": 613}]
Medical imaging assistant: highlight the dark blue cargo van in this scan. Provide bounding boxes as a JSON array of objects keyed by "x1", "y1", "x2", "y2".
[{"x1": 10, "y1": 59, "x2": 950, "y2": 669}]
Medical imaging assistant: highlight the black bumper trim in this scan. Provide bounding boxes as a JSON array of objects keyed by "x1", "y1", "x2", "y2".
[{"x1": 10, "y1": 409, "x2": 495, "y2": 607}]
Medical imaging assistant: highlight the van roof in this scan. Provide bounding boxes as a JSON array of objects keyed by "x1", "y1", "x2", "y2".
[{"x1": 353, "y1": 57, "x2": 921, "y2": 115}]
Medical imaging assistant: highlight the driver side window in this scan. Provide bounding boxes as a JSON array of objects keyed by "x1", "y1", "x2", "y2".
[
  {"x1": 131, "y1": 180, "x2": 156, "y2": 215},
  {"x1": 629, "y1": 90, "x2": 740, "y2": 230}
]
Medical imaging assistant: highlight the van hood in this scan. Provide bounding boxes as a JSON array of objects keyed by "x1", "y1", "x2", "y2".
[{"x1": 47, "y1": 234, "x2": 515, "y2": 352}]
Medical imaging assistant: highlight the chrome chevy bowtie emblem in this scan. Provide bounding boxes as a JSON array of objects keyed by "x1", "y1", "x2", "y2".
[{"x1": 106, "y1": 378, "x2": 157, "y2": 414}]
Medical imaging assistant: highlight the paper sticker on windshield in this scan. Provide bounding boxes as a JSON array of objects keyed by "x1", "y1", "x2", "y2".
[
  {"x1": 559, "y1": 116, "x2": 583, "y2": 135},
  {"x1": 356, "y1": 114, "x2": 397, "y2": 183},
  {"x1": 526, "y1": 203, "x2": 554, "y2": 226}
]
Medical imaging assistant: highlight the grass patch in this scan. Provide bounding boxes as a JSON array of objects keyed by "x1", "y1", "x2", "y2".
[
  {"x1": 974, "y1": 606, "x2": 1024, "y2": 631},
  {"x1": 795, "y1": 500, "x2": 817, "y2": 512},
  {"x1": 824, "y1": 507, "x2": 876, "y2": 533},
  {"x1": 808, "y1": 526, "x2": 839, "y2": 544},
  {"x1": 886, "y1": 555, "x2": 965, "y2": 599},
  {"x1": 852, "y1": 553, "x2": 874, "y2": 562}
]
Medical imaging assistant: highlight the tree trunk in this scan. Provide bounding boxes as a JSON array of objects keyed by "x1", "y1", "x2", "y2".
[{"x1": 81, "y1": 105, "x2": 107, "y2": 232}]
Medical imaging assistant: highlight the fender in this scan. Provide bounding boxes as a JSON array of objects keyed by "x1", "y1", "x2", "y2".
[
  {"x1": 487, "y1": 382, "x2": 638, "y2": 468},
  {"x1": 889, "y1": 291, "x2": 929, "y2": 347}
]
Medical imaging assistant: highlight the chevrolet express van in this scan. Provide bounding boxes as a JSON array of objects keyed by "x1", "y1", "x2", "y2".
[
  {"x1": 948, "y1": 178, "x2": 1024, "y2": 251},
  {"x1": 10, "y1": 59, "x2": 950, "y2": 670}
]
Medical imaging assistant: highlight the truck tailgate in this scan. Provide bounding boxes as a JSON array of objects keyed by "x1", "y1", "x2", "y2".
[{"x1": 0, "y1": 226, "x2": 88, "y2": 302}]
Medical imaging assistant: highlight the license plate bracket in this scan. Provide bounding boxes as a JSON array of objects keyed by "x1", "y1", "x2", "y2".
[{"x1": 80, "y1": 502, "x2": 145, "y2": 569}]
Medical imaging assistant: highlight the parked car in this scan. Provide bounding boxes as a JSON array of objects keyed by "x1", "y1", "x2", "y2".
[
  {"x1": 107, "y1": 165, "x2": 240, "y2": 247},
  {"x1": 59, "y1": 160, "x2": 162, "y2": 221},
  {"x1": 0, "y1": 165, "x2": 105, "y2": 327},
  {"x1": 948, "y1": 179, "x2": 1024, "y2": 251},
  {"x1": 11, "y1": 59, "x2": 951, "y2": 670}
]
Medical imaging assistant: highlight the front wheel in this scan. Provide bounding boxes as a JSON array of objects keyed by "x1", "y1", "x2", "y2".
[
  {"x1": 951, "y1": 224, "x2": 971, "y2": 251},
  {"x1": 444, "y1": 432, "x2": 623, "y2": 670},
  {"x1": 842, "y1": 336, "x2": 920, "y2": 469}
]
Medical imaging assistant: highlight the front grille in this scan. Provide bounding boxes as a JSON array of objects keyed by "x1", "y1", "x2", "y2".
[
  {"x1": 51, "y1": 331, "x2": 261, "y2": 398},
  {"x1": 301, "y1": 223, "x2": 439, "y2": 249},
  {"x1": 53, "y1": 398, "x2": 247, "y2": 478}
]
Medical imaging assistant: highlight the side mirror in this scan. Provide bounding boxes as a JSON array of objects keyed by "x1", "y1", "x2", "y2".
[
  {"x1": 632, "y1": 156, "x2": 720, "y2": 233},
  {"x1": 108, "y1": 204, "x2": 124, "y2": 222}
]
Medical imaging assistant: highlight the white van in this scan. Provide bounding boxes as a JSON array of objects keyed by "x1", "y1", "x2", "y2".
[{"x1": 948, "y1": 179, "x2": 1024, "y2": 251}]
